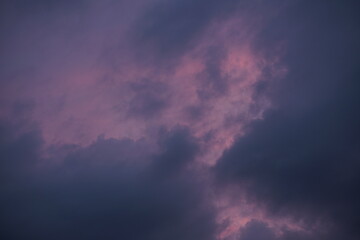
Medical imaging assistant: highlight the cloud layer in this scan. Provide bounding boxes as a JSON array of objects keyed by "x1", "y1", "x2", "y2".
[
  {"x1": 1, "y1": 122, "x2": 217, "y2": 240},
  {"x1": 1, "y1": 0, "x2": 360, "y2": 239},
  {"x1": 215, "y1": 1, "x2": 360, "y2": 239}
]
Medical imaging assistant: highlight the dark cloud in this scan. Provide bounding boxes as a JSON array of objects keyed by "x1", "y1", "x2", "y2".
[
  {"x1": 0, "y1": 123, "x2": 216, "y2": 240},
  {"x1": 131, "y1": 0, "x2": 288, "y2": 61},
  {"x1": 130, "y1": 0, "x2": 242, "y2": 60},
  {"x1": 239, "y1": 220, "x2": 277, "y2": 240},
  {"x1": 151, "y1": 127, "x2": 199, "y2": 177},
  {"x1": 127, "y1": 79, "x2": 170, "y2": 119},
  {"x1": 215, "y1": 0, "x2": 360, "y2": 239},
  {"x1": 0, "y1": 121, "x2": 42, "y2": 182}
]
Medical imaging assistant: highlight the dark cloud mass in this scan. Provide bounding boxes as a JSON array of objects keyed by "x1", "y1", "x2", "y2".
[
  {"x1": 215, "y1": 0, "x2": 360, "y2": 239},
  {"x1": 0, "y1": 122, "x2": 215, "y2": 240},
  {"x1": 132, "y1": 0, "x2": 239, "y2": 59}
]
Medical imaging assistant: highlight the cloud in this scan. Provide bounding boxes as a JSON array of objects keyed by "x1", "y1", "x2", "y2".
[
  {"x1": 0, "y1": 122, "x2": 216, "y2": 240},
  {"x1": 126, "y1": 79, "x2": 170, "y2": 119},
  {"x1": 238, "y1": 220, "x2": 277, "y2": 240},
  {"x1": 215, "y1": 1, "x2": 360, "y2": 239},
  {"x1": 0, "y1": 0, "x2": 280, "y2": 155},
  {"x1": 237, "y1": 220, "x2": 322, "y2": 240},
  {"x1": 2, "y1": 1, "x2": 359, "y2": 239},
  {"x1": 130, "y1": 0, "x2": 241, "y2": 60}
]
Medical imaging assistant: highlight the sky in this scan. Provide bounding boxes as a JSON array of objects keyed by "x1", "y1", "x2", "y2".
[{"x1": 0, "y1": 0, "x2": 359, "y2": 239}]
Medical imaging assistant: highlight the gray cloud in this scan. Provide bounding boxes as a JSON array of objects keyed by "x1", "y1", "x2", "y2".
[
  {"x1": 0, "y1": 122, "x2": 216, "y2": 240},
  {"x1": 131, "y1": 0, "x2": 238, "y2": 59},
  {"x1": 215, "y1": 1, "x2": 360, "y2": 239}
]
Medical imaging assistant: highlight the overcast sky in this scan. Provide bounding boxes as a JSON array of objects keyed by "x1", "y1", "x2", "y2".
[{"x1": 1, "y1": 1, "x2": 360, "y2": 240}]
